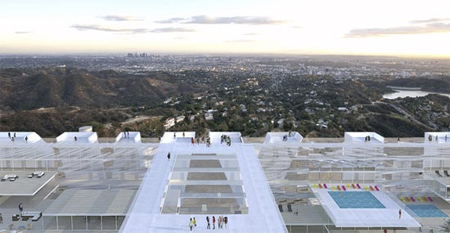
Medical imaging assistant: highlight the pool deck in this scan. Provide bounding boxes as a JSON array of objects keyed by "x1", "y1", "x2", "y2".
[{"x1": 313, "y1": 188, "x2": 421, "y2": 228}]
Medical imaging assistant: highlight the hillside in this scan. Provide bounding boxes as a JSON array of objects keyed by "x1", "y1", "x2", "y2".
[{"x1": 0, "y1": 68, "x2": 201, "y2": 111}]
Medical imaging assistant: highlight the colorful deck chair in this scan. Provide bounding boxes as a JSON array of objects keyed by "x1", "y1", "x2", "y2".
[
  {"x1": 323, "y1": 183, "x2": 328, "y2": 189},
  {"x1": 400, "y1": 196, "x2": 406, "y2": 202},
  {"x1": 356, "y1": 184, "x2": 361, "y2": 189},
  {"x1": 318, "y1": 183, "x2": 323, "y2": 188},
  {"x1": 405, "y1": 197, "x2": 411, "y2": 202},
  {"x1": 342, "y1": 185, "x2": 346, "y2": 191},
  {"x1": 417, "y1": 196, "x2": 423, "y2": 202},
  {"x1": 410, "y1": 196, "x2": 416, "y2": 202},
  {"x1": 337, "y1": 186, "x2": 341, "y2": 191},
  {"x1": 370, "y1": 186, "x2": 374, "y2": 191},
  {"x1": 314, "y1": 183, "x2": 318, "y2": 189},
  {"x1": 375, "y1": 186, "x2": 379, "y2": 191},
  {"x1": 346, "y1": 183, "x2": 351, "y2": 189},
  {"x1": 423, "y1": 196, "x2": 428, "y2": 202},
  {"x1": 428, "y1": 197, "x2": 433, "y2": 202},
  {"x1": 332, "y1": 185, "x2": 336, "y2": 191},
  {"x1": 352, "y1": 183, "x2": 356, "y2": 189},
  {"x1": 364, "y1": 186, "x2": 369, "y2": 191}
]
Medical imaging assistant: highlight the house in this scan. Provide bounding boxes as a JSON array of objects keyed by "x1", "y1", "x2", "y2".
[
  {"x1": 175, "y1": 116, "x2": 185, "y2": 123},
  {"x1": 205, "y1": 112, "x2": 214, "y2": 121},
  {"x1": 164, "y1": 117, "x2": 175, "y2": 129}
]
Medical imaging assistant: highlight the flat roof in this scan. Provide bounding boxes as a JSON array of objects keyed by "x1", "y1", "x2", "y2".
[
  {"x1": 116, "y1": 131, "x2": 141, "y2": 143},
  {"x1": 264, "y1": 132, "x2": 303, "y2": 143},
  {"x1": 56, "y1": 132, "x2": 98, "y2": 144},
  {"x1": 44, "y1": 189, "x2": 136, "y2": 216},
  {"x1": 313, "y1": 187, "x2": 420, "y2": 228},
  {"x1": 0, "y1": 171, "x2": 57, "y2": 196}
]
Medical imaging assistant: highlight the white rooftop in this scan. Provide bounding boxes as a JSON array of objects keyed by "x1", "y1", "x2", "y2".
[
  {"x1": 116, "y1": 131, "x2": 142, "y2": 143},
  {"x1": 344, "y1": 132, "x2": 384, "y2": 143},
  {"x1": 160, "y1": 131, "x2": 196, "y2": 144},
  {"x1": 264, "y1": 132, "x2": 303, "y2": 143},
  {"x1": 0, "y1": 132, "x2": 43, "y2": 144},
  {"x1": 56, "y1": 132, "x2": 98, "y2": 144},
  {"x1": 208, "y1": 132, "x2": 242, "y2": 144}
]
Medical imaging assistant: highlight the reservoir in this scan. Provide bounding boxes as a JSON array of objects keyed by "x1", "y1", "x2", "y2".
[{"x1": 383, "y1": 90, "x2": 450, "y2": 99}]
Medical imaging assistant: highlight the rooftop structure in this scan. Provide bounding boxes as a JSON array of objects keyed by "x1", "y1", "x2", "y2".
[
  {"x1": 56, "y1": 132, "x2": 98, "y2": 144},
  {"x1": 115, "y1": 131, "x2": 141, "y2": 143},
  {"x1": 0, "y1": 132, "x2": 43, "y2": 144}
]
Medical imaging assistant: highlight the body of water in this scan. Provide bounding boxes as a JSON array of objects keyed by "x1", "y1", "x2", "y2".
[{"x1": 383, "y1": 90, "x2": 450, "y2": 99}]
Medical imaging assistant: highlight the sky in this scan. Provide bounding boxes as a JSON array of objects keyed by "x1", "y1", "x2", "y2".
[{"x1": 1, "y1": 0, "x2": 450, "y2": 57}]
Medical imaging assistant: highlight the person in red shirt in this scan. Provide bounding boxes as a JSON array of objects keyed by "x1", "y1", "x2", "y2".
[{"x1": 212, "y1": 216, "x2": 216, "y2": 229}]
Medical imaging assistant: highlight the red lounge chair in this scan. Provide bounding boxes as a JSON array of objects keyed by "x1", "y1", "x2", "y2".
[
  {"x1": 428, "y1": 197, "x2": 433, "y2": 202},
  {"x1": 352, "y1": 184, "x2": 356, "y2": 189},
  {"x1": 324, "y1": 184, "x2": 328, "y2": 189},
  {"x1": 356, "y1": 184, "x2": 361, "y2": 189},
  {"x1": 375, "y1": 186, "x2": 379, "y2": 191},
  {"x1": 342, "y1": 186, "x2": 346, "y2": 191},
  {"x1": 410, "y1": 197, "x2": 416, "y2": 202}
]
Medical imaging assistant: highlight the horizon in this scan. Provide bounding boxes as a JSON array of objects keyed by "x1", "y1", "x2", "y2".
[
  {"x1": 1, "y1": 52, "x2": 450, "y2": 60},
  {"x1": 2, "y1": 0, "x2": 450, "y2": 58}
]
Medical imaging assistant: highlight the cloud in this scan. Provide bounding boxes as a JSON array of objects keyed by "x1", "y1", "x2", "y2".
[
  {"x1": 225, "y1": 40, "x2": 255, "y2": 43},
  {"x1": 345, "y1": 23, "x2": 450, "y2": 38},
  {"x1": 243, "y1": 33, "x2": 259, "y2": 36},
  {"x1": 156, "y1": 15, "x2": 288, "y2": 25},
  {"x1": 410, "y1": 18, "x2": 450, "y2": 24},
  {"x1": 101, "y1": 15, "x2": 144, "y2": 21},
  {"x1": 71, "y1": 24, "x2": 147, "y2": 33},
  {"x1": 15, "y1": 31, "x2": 32, "y2": 34},
  {"x1": 155, "y1": 17, "x2": 185, "y2": 24},
  {"x1": 71, "y1": 24, "x2": 194, "y2": 34},
  {"x1": 150, "y1": 28, "x2": 195, "y2": 33}
]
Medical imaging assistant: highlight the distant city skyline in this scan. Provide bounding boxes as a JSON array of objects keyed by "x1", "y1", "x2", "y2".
[{"x1": 1, "y1": 0, "x2": 450, "y2": 57}]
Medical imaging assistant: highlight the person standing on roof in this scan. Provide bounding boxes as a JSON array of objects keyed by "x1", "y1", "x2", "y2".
[{"x1": 188, "y1": 218, "x2": 193, "y2": 231}]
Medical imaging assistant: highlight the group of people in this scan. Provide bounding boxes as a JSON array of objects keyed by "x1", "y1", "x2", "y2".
[
  {"x1": 364, "y1": 135, "x2": 371, "y2": 142},
  {"x1": 428, "y1": 134, "x2": 449, "y2": 142},
  {"x1": 7, "y1": 132, "x2": 25, "y2": 142},
  {"x1": 188, "y1": 217, "x2": 197, "y2": 231},
  {"x1": 205, "y1": 215, "x2": 228, "y2": 230},
  {"x1": 123, "y1": 131, "x2": 131, "y2": 139},
  {"x1": 189, "y1": 136, "x2": 211, "y2": 147},
  {"x1": 188, "y1": 216, "x2": 229, "y2": 231},
  {"x1": 220, "y1": 135, "x2": 232, "y2": 146}
]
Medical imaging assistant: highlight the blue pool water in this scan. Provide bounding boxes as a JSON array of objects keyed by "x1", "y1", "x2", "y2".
[
  {"x1": 407, "y1": 205, "x2": 447, "y2": 217},
  {"x1": 328, "y1": 191, "x2": 385, "y2": 208}
]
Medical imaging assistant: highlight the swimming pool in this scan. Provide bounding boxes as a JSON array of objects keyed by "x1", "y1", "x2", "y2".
[
  {"x1": 328, "y1": 191, "x2": 385, "y2": 208},
  {"x1": 407, "y1": 205, "x2": 447, "y2": 217}
]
